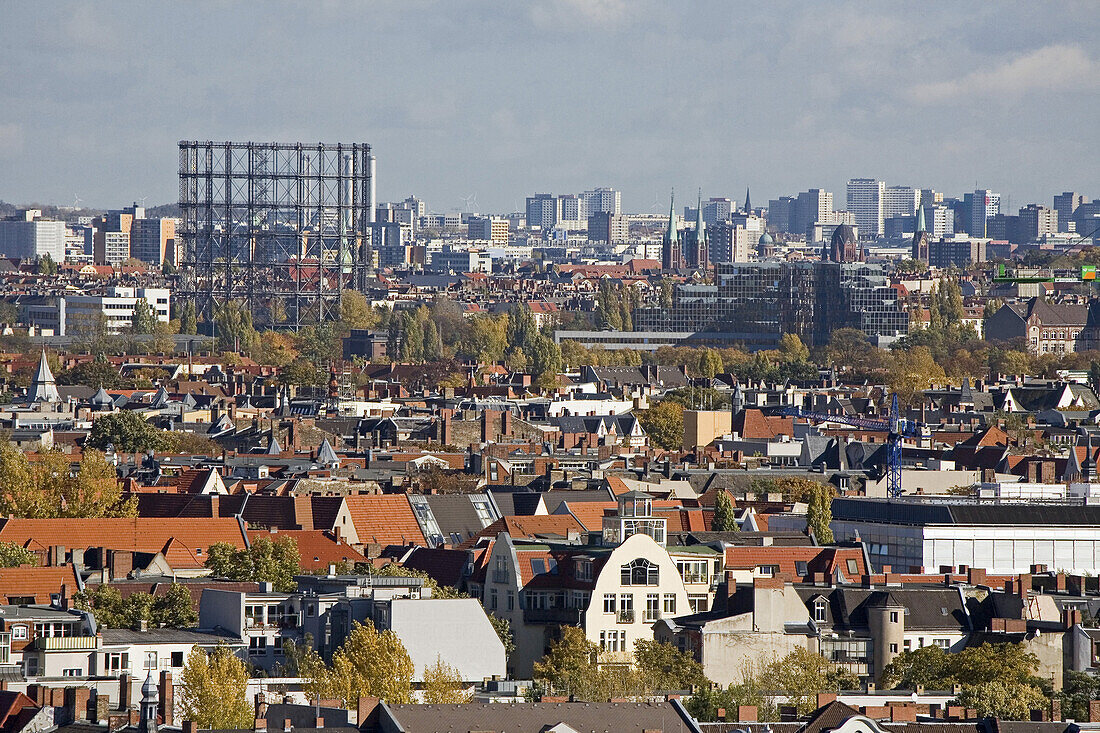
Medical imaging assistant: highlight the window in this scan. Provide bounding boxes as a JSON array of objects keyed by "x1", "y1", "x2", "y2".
[
  {"x1": 663, "y1": 594, "x2": 677, "y2": 615},
  {"x1": 11, "y1": 626, "x2": 26, "y2": 640},
  {"x1": 576, "y1": 559, "x2": 593, "y2": 581},
  {"x1": 603, "y1": 594, "x2": 617, "y2": 614},
  {"x1": 507, "y1": 591, "x2": 515, "y2": 611},
  {"x1": 62, "y1": 668, "x2": 82, "y2": 677},
  {"x1": 249, "y1": 637, "x2": 268, "y2": 655},
  {"x1": 646, "y1": 594, "x2": 660, "y2": 622},
  {"x1": 472, "y1": 501, "x2": 493, "y2": 522},
  {"x1": 677, "y1": 560, "x2": 708, "y2": 584},
  {"x1": 795, "y1": 561, "x2": 808, "y2": 576},
  {"x1": 889, "y1": 611, "x2": 899, "y2": 623},
  {"x1": 621, "y1": 559, "x2": 659, "y2": 586},
  {"x1": 889, "y1": 643, "x2": 898, "y2": 653},
  {"x1": 814, "y1": 599, "x2": 827, "y2": 623},
  {"x1": 104, "y1": 652, "x2": 129, "y2": 675},
  {"x1": 688, "y1": 595, "x2": 708, "y2": 614},
  {"x1": 306, "y1": 605, "x2": 316, "y2": 617},
  {"x1": 934, "y1": 638, "x2": 951, "y2": 649},
  {"x1": 25, "y1": 658, "x2": 38, "y2": 676},
  {"x1": 618, "y1": 593, "x2": 634, "y2": 622},
  {"x1": 490, "y1": 588, "x2": 498, "y2": 611},
  {"x1": 144, "y1": 652, "x2": 157, "y2": 670},
  {"x1": 757, "y1": 564, "x2": 779, "y2": 576},
  {"x1": 171, "y1": 652, "x2": 184, "y2": 667},
  {"x1": 245, "y1": 605, "x2": 265, "y2": 627},
  {"x1": 846, "y1": 559, "x2": 859, "y2": 575},
  {"x1": 531, "y1": 559, "x2": 547, "y2": 575}
]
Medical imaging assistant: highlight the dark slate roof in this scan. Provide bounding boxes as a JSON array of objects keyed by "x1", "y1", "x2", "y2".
[
  {"x1": 378, "y1": 701, "x2": 699, "y2": 733},
  {"x1": 400, "y1": 546, "x2": 470, "y2": 587},
  {"x1": 794, "y1": 586, "x2": 969, "y2": 632},
  {"x1": 423, "y1": 494, "x2": 492, "y2": 542}
]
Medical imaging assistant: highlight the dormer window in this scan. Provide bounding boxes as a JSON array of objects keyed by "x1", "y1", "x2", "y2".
[
  {"x1": 621, "y1": 558, "x2": 659, "y2": 586},
  {"x1": 814, "y1": 599, "x2": 827, "y2": 623},
  {"x1": 576, "y1": 558, "x2": 593, "y2": 581}
]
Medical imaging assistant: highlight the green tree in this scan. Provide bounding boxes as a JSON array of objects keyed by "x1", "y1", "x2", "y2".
[
  {"x1": 205, "y1": 536, "x2": 300, "y2": 591},
  {"x1": 178, "y1": 646, "x2": 253, "y2": 729},
  {"x1": 826, "y1": 328, "x2": 881, "y2": 374},
  {"x1": 778, "y1": 333, "x2": 810, "y2": 363},
  {"x1": 400, "y1": 310, "x2": 425, "y2": 362},
  {"x1": 58, "y1": 361, "x2": 126, "y2": 388},
  {"x1": 130, "y1": 299, "x2": 157, "y2": 334},
  {"x1": 86, "y1": 411, "x2": 170, "y2": 453},
  {"x1": 533, "y1": 626, "x2": 598, "y2": 698},
  {"x1": 368, "y1": 563, "x2": 467, "y2": 598},
  {"x1": 422, "y1": 317, "x2": 444, "y2": 361},
  {"x1": 488, "y1": 614, "x2": 516, "y2": 660},
  {"x1": 711, "y1": 490, "x2": 738, "y2": 532},
  {"x1": 461, "y1": 314, "x2": 508, "y2": 363},
  {"x1": 806, "y1": 485, "x2": 835, "y2": 544},
  {"x1": 697, "y1": 348, "x2": 724, "y2": 378},
  {"x1": 529, "y1": 334, "x2": 563, "y2": 389},
  {"x1": 1059, "y1": 671, "x2": 1100, "y2": 722},
  {"x1": 633, "y1": 640, "x2": 707, "y2": 692},
  {"x1": 38, "y1": 253, "x2": 59, "y2": 275},
  {"x1": 213, "y1": 300, "x2": 259, "y2": 354},
  {"x1": 339, "y1": 290, "x2": 377, "y2": 331},
  {"x1": 422, "y1": 656, "x2": 471, "y2": 703},
  {"x1": 637, "y1": 400, "x2": 684, "y2": 451},
  {"x1": 0, "y1": 540, "x2": 36, "y2": 567},
  {"x1": 177, "y1": 300, "x2": 198, "y2": 335},
  {"x1": 956, "y1": 680, "x2": 1047, "y2": 720},
  {"x1": 74, "y1": 582, "x2": 196, "y2": 629},
  {"x1": 305, "y1": 620, "x2": 414, "y2": 705}
]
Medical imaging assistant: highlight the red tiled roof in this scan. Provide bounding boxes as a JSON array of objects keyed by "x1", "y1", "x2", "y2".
[
  {"x1": 471, "y1": 515, "x2": 586, "y2": 545},
  {"x1": 560, "y1": 500, "x2": 683, "y2": 532},
  {"x1": 725, "y1": 545, "x2": 868, "y2": 581},
  {"x1": 344, "y1": 495, "x2": 428, "y2": 547}
]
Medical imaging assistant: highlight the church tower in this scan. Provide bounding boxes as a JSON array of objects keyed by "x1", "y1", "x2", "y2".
[
  {"x1": 911, "y1": 203, "x2": 930, "y2": 263},
  {"x1": 687, "y1": 190, "x2": 708, "y2": 269},
  {"x1": 661, "y1": 189, "x2": 683, "y2": 270}
]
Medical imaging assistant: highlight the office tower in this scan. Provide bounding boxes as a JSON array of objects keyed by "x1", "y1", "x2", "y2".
[
  {"x1": 919, "y1": 189, "x2": 941, "y2": 210},
  {"x1": 525, "y1": 194, "x2": 559, "y2": 230},
  {"x1": 1018, "y1": 204, "x2": 1059, "y2": 241},
  {"x1": 702, "y1": 198, "x2": 735, "y2": 226},
  {"x1": 883, "y1": 186, "x2": 920, "y2": 219},
  {"x1": 558, "y1": 194, "x2": 585, "y2": 227},
  {"x1": 634, "y1": 261, "x2": 908, "y2": 348},
  {"x1": 583, "y1": 187, "x2": 621, "y2": 216},
  {"x1": 1054, "y1": 192, "x2": 1085, "y2": 229},
  {"x1": 709, "y1": 219, "x2": 761, "y2": 264},
  {"x1": 929, "y1": 205, "x2": 954, "y2": 239},
  {"x1": 963, "y1": 189, "x2": 1000, "y2": 236},
  {"x1": 789, "y1": 189, "x2": 833, "y2": 239},
  {"x1": 929, "y1": 239, "x2": 987, "y2": 268},
  {"x1": 768, "y1": 197, "x2": 794, "y2": 233},
  {"x1": 846, "y1": 178, "x2": 886, "y2": 238},
  {"x1": 130, "y1": 217, "x2": 177, "y2": 265},
  {"x1": 588, "y1": 212, "x2": 629, "y2": 243},
  {"x1": 0, "y1": 211, "x2": 66, "y2": 262},
  {"x1": 661, "y1": 193, "x2": 682, "y2": 270}
]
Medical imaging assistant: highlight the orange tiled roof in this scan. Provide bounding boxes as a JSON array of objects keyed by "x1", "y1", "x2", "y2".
[
  {"x1": 560, "y1": 500, "x2": 683, "y2": 532},
  {"x1": 0, "y1": 518, "x2": 246, "y2": 569},
  {"x1": 344, "y1": 495, "x2": 428, "y2": 547},
  {"x1": 725, "y1": 545, "x2": 868, "y2": 581},
  {"x1": 471, "y1": 515, "x2": 586, "y2": 545},
  {"x1": 247, "y1": 529, "x2": 369, "y2": 571},
  {"x1": 0, "y1": 565, "x2": 81, "y2": 604}
]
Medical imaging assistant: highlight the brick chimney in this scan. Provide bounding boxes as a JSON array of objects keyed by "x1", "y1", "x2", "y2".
[{"x1": 160, "y1": 671, "x2": 174, "y2": 726}]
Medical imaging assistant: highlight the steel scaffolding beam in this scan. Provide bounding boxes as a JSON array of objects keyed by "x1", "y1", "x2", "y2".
[{"x1": 178, "y1": 140, "x2": 375, "y2": 329}]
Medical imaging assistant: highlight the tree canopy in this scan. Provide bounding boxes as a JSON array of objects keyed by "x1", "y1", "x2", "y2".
[
  {"x1": 205, "y1": 536, "x2": 300, "y2": 592},
  {"x1": 0, "y1": 446, "x2": 135, "y2": 519},
  {"x1": 75, "y1": 582, "x2": 196, "y2": 629},
  {"x1": 179, "y1": 645, "x2": 253, "y2": 729},
  {"x1": 304, "y1": 620, "x2": 414, "y2": 705},
  {"x1": 86, "y1": 411, "x2": 171, "y2": 453}
]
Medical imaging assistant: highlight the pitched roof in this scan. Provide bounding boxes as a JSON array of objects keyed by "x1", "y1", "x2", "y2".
[
  {"x1": 0, "y1": 518, "x2": 246, "y2": 568},
  {"x1": 725, "y1": 546, "x2": 868, "y2": 581},
  {"x1": 472, "y1": 515, "x2": 586, "y2": 544},
  {"x1": 0, "y1": 565, "x2": 81, "y2": 604},
  {"x1": 380, "y1": 701, "x2": 698, "y2": 733},
  {"x1": 246, "y1": 529, "x2": 368, "y2": 571},
  {"x1": 344, "y1": 495, "x2": 428, "y2": 547}
]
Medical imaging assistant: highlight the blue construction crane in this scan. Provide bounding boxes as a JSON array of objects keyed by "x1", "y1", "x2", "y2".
[{"x1": 781, "y1": 394, "x2": 924, "y2": 498}]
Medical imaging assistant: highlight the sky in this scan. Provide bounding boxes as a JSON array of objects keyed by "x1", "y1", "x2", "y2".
[{"x1": 1, "y1": 1, "x2": 1098, "y2": 214}]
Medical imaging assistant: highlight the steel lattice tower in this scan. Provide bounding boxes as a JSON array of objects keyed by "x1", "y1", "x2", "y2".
[{"x1": 178, "y1": 141, "x2": 376, "y2": 329}]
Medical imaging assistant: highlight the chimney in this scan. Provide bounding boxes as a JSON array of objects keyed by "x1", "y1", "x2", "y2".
[
  {"x1": 315, "y1": 718, "x2": 324, "y2": 729},
  {"x1": 253, "y1": 719, "x2": 267, "y2": 733},
  {"x1": 184, "y1": 723, "x2": 199, "y2": 733},
  {"x1": 817, "y1": 693, "x2": 837, "y2": 708},
  {"x1": 120, "y1": 673, "x2": 133, "y2": 710},
  {"x1": 160, "y1": 671, "x2": 174, "y2": 726},
  {"x1": 737, "y1": 706, "x2": 758, "y2": 722},
  {"x1": 284, "y1": 719, "x2": 292, "y2": 732}
]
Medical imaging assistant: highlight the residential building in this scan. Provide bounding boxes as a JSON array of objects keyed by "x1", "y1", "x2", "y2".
[
  {"x1": 130, "y1": 217, "x2": 177, "y2": 265},
  {"x1": 466, "y1": 216, "x2": 509, "y2": 245},
  {"x1": 767, "y1": 196, "x2": 794, "y2": 233},
  {"x1": 525, "y1": 194, "x2": 559, "y2": 230},
  {"x1": 883, "y1": 185, "x2": 919, "y2": 220},
  {"x1": 790, "y1": 189, "x2": 834, "y2": 239},
  {"x1": 0, "y1": 211, "x2": 66, "y2": 262},
  {"x1": 582, "y1": 187, "x2": 621, "y2": 216},
  {"x1": 709, "y1": 216, "x2": 764, "y2": 263},
  {"x1": 928, "y1": 237, "x2": 987, "y2": 268},
  {"x1": 985, "y1": 298, "x2": 1086, "y2": 354},
  {"x1": 846, "y1": 179, "x2": 886, "y2": 238},
  {"x1": 558, "y1": 194, "x2": 586, "y2": 228},
  {"x1": 64, "y1": 287, "x2": 171, "y2": 336},
  {"x1": 587, "y1": 212, "x2": 628, "y2": 243}
]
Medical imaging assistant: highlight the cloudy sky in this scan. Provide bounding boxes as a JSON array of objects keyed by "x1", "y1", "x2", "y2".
[{"x1": 1, "y1": 1, "x2": 1097, "y2": 213}]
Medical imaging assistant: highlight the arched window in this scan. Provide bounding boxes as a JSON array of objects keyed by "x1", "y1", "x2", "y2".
[{"x1": 621, "y1": 558, "x2": 659, "y2": 586}]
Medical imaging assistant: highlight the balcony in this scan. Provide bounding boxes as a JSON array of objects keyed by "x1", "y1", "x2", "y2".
[
  {"x1": 34, "y1": 636, "x2": 98, "y2": 651},
  {"x1": 616, "y1": 609, "x2": 635, "y2": 624},
  {"x1": 523, "y1": 608, "x2": 584, "y2": 625}
]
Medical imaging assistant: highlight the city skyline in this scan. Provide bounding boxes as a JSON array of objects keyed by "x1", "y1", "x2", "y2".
[{"x1": 1, "y1": 1, "x2": 1098, "y2": 211}]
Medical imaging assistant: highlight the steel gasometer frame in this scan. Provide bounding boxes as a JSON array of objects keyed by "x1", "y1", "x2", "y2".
[{"x1": 178, "y1": 141, "x2": 376, "y2": 329}]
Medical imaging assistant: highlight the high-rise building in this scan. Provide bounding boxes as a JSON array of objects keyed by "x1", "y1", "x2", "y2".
[
  {"x1": 929, "y1": 205, "x2": 954, "y2": 239},
  {"x1": 846, "y1": 178, "x2": 886, "y2": 238},
  {"x1": 583, "y1": 187, "x2": 621, "y2": 216},
  {"x1": 709, "y1": 219, "x2": 761, "y2": 264},
  {"x1": 467, "y1": 216, "x2": 509, "y2": 245},
  {"x1": 1018, "y1": 204, "x2": 1059, "y2": 241},
  {"x1": 1054, "y1": 192, "x2": 1085, "y2": 230},
  {"x1": 587, "y1": 212, "x2": 629, "y2": 243},
  {"x1": 883, "y1": 185, "x2": 920, "y2": 220},
  {"x1": 0, "y1": 211, "x2": 66, "y2": 262},
  {"x1": 130, "y1": 217, "x2": 177, "y2": 265},
  {"x1": 767, "y1": 197, "x2": 794, "y2": 233},
  {"x1": 963, "y1": 189, "x2": 1000, "y2": 236},
  {"x1": 525, "y1": 194, "x2": 559, "y2": 230},
  {"x1": 929, "y1": 238, "x2": 987, "y2": 268},
  {"x1": 790, "y1": 189, "x2": 833, "y2": 239},
  {"x1": 702, "y1": 198, "x2": 735, "y2": 226},
  {"x1": 558, "y1": 194, "x2": 586, "y2": 227}
]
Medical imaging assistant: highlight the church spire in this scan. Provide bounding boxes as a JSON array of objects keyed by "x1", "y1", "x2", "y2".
[
  {"x1": 30, "y1": 349, "x2": 60, "y2": 403},
  {"x1": 695, "y1": 189, "x2": 705, "y2": 242},
  {"x1": 744, "y1": 186, "x2": 752, "y2": 213},
  {"x1": 665, "y1": 188, "x2": 677, "y2": 244},
  {"x1": 916, "y1": 202, "x2": 927, "y2": 234}
]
